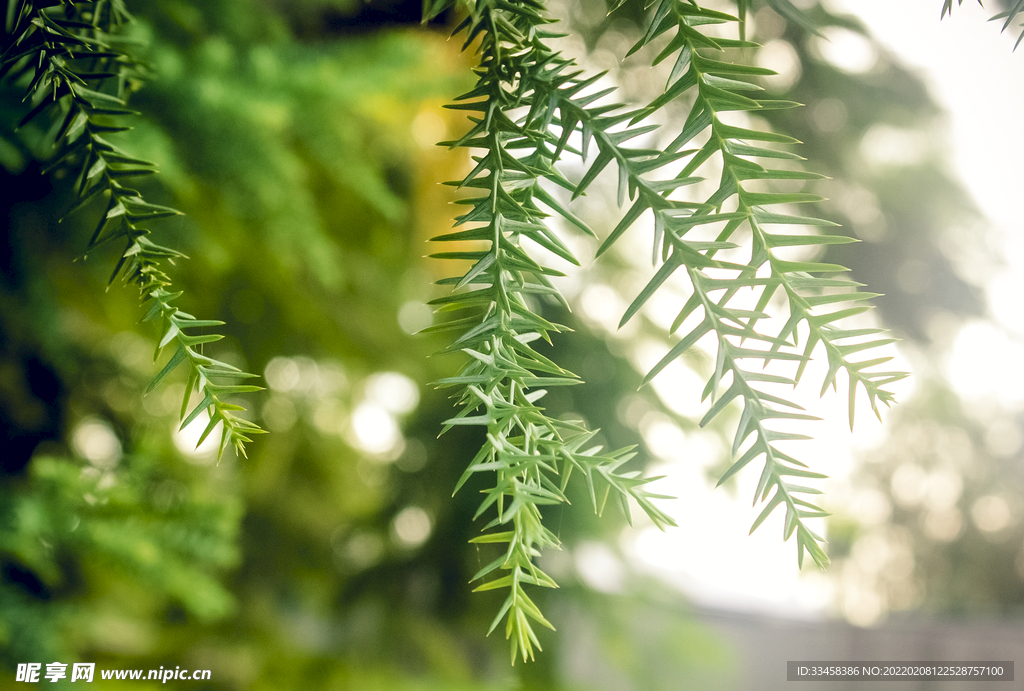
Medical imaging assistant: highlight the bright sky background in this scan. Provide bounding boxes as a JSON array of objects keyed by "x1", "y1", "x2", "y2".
[{"x1": 614, "y1": 0, "x2": 1024, "y2": 620}]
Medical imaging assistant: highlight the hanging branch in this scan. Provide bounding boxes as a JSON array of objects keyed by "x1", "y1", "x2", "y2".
[
  {"x1": 2, "y1": 0, "x2": 263, "y2": 459},
  {"x1": 601, "y1": 0, "x2": 906, "y2": 567},
  {"x1": 423, "y1": 0, "x2": 676, "y2": 664},
  {"x1": 426, "y1": 0, "x2": 906, "y2": 634}
]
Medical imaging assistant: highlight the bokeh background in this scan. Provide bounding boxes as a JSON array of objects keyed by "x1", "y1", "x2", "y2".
[{"x1": 2, "y1": 0, "x2": 1023, "y2": 689}]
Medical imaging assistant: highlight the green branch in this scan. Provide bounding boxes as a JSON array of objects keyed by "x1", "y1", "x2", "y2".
[
  {"x1": 427, "y1": 0, "x2": 674, "y2": 664},
  {"x1": 597, "y1": 0, "x2": 906, "y2": 566},
  {"x1": 3, "y1": 0, "x2": 263, "y2": 459},
  {"x1": 434, "y1": 0, "x2": 905, "y2": 568}
]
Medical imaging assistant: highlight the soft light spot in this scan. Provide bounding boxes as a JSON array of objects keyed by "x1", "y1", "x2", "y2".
[
  {"x1": 335, "y1": 531, "x2": 384, "y2": 571},
  {"x1": 262, "y1": 395, "x2": 297, "y2": 433},
  {"x1": 364, "y1": 372, "x2": 419, "y2": 415},
  {"x1": 841, "y1": 580, "x2": 884, "y2": 627},
  {"x1": 357, "y1": 459, "x2": 387, "y2": 488},
  {"x1": 575, "y1": 542, "x2": 626, "y2": 594},
  {"x1": 72, "y1": 418, "x2": 122, "y2": 469},
  {"x1": 580, "y1": 283, "x2": 625, "y2": 333},
  {"x1": 396, "y1": 438, "x2": 428, "y2": 473},
  {"x1": 896, "y1": 259, "x2": 929, "y2": 294},
  {"x1": 972, "y1": 495, "x2": 1012, "y2": 533},
  {"x1": 851, "y1": 532, "x2": 889, "y2": 574},
  {"x1": 347, "y1": 402, "x2": 402, "y2": 459},
  {"x1": 757, "y1": 40, "x2": 801, "y2": 90},
  {"x1": 810, "y1": 98, "x2": 848, "y2": 133},
  {"x1": 108, "y1": 331, "x2": 151, "y2": 374},
  {"x1": 172, "y1": 409, "x2": 219, "y2": 464},
  {"x1": 890, "y1": 464, "x2": 927, "y2": 507},
  {"x1": 264, "y1": 356, "x2": 323, "y2": 395},
  {"x1": 313, "y1": 360, "x2": 348, "y2": 398},
  {"x1": 860, "y1": 124, "x2": 928, "y2": 167},
  {"x1": 849, "y1": 487, "x2": 892, "y2": 526},
  {"x1": 986, "y1": 418, "x2": 1023, "y2": 458},
  {"x1": 249, "y1": 45, "x2": 279, "y2": 82},
  {"x1": 392, "y1": 506, "x2": 432, "y2": 548},
  {"x1": 923, "y1": 508, "x2": 962, "y2": 542},
  {"x1": 811, "y1": 26, "x2": 878, "y2": 73},
  {"x1": 835, "y1": 184, "x2": 886, "y2": 241},
  {"x1": 265, "y1": 357, "x2": 301, "y2": 392},
  {"x1": 753, "y1": 6, "x2": 786, "y2": 41},
  {"x1": 412, "y1": 110, "x2": 447, "y2": 148},
  {"x1": 398, "y1": 300, "x2": 433, "y2": 334},
  {"x1": 313, "y1": 400, "x2": 346, "y2": 436},
  {"x1": 924, "y1": 470, "x2": 962, "y2": 512}
]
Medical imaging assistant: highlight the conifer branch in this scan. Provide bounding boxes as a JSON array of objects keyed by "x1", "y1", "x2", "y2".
[
  {"x1": 598, "y1": 0, "x2": 906, "y2": 566},
  {"x1": 431, "y1": 0, "x2": 906, "y2": 578},
  {"x1": 2, "y1": 0, "x2": 263, "y2": 459},
  {"x1": 428, "y1": 0, "x2": 675, "y2": 663}
]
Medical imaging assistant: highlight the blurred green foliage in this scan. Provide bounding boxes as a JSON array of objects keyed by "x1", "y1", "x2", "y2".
[{"x1": 3, "y1": 0, "x2": 1018, "y2": 687}]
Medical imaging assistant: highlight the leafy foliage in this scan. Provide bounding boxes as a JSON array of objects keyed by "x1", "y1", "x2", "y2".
[
  {"x1": 424, "y1": 0, "x2": 678, "y2": 662},
  {"x1": 0, "y1": 8, "x2": 501, "y2": 683},
  {"x1": 2, "y1": 0, "x2": 263, "y2": 459},
  {"x1": 0, "y1": 453, "x2": 239, "y2": 669},
  {"x1": 1, "y1": 0, "x2": 936, "y2": 672},
  {"x1": 424, "y1": 0, "x2": 909, "y2": 659},
  {"x1": 614, "y1": 0, "x2": 908, "y2": 569}
]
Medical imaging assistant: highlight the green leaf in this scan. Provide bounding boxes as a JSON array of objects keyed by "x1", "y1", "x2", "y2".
[{"x1": 146, "y1": 346, "x2": 187, "y2": 394}]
